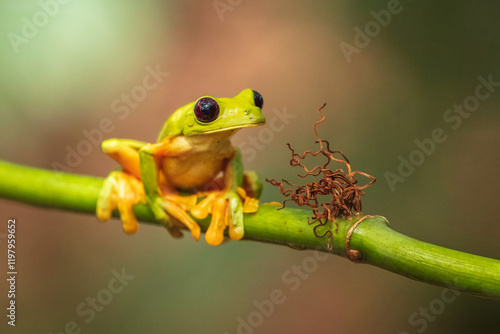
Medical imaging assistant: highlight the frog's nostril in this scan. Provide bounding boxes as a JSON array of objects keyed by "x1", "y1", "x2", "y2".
[{"x1": 245, "y1": 110, "x2": 249, "y2": 114}]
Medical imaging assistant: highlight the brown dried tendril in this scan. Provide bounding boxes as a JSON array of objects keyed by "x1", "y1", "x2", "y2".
[{"x1": 266, "y1": 104, "x2": 376, "y2": 247}]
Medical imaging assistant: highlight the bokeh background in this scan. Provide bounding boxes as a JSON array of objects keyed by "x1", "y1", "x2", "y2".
[{"x1": 1, "y1": 1, "x2": 500, "y2": 333}]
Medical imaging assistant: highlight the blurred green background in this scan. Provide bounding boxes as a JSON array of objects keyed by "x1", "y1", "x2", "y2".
[{"x1": 1, "y1": 0, "x2": 500, "y2": 333}]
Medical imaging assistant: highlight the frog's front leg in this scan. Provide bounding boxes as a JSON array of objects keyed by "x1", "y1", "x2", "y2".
[
  {"x1": 97, "y1": 139, "x2": 148, "y2": 234},
  {"x1": 139, "y1": 141, "x2": 201, "y2": 240},
  {"x1": 191, "y1": 149, "x2": 259, "y2": 245}
]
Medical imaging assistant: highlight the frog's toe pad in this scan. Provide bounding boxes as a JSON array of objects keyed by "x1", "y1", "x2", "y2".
[
  {"x1": 122, "y1": 216, "x2": 139, "y2": 234},
  {"x1": 229, "y1": 225, "x2": 244, "y2": 241}
]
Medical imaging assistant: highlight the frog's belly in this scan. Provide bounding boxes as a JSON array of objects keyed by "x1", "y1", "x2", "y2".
[{"x1": 160, "y1": 153, "x2": 227, "y2": 190}]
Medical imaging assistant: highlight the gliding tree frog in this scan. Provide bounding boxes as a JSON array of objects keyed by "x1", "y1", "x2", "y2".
[{"x1": 96, "y1": 89, "x2": 265, "y2": 245}]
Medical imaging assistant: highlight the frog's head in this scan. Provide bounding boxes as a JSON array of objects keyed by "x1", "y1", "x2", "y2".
[{"x1": 160, "y1": 89, "x2": 266, "y2": 139}]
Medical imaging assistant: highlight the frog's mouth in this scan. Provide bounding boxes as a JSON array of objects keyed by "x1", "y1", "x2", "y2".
[
  {"x1": 228, "y1": 121, "x2": 266, "y2": 130},
  {"x1": 203, "y1": 119, "x2": 266, "y2": 134}
]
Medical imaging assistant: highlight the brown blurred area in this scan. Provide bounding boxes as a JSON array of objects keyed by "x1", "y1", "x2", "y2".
[{"x1": 1, "y1": 0, "x2": 499, "y2": 333}]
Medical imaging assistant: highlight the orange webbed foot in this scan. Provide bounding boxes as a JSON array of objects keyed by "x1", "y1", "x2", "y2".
[{"x1": 190, "y1": 188, "x2": 259, "y2": 246}]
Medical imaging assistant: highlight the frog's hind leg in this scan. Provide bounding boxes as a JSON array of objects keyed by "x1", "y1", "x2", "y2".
[{"x1": 242, "y1": 170, "x2": 263, "y2": 200}]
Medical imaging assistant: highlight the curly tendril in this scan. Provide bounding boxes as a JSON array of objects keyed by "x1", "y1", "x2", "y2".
[{"x1": 266, "y1": 104, "x2": 376, "y2": 247}]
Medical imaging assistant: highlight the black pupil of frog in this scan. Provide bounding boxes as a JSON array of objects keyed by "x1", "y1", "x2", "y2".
[
  {"x1": 252, "y1": 90, "x2": 264, "y2": 109},
  {"x1": 194, "y1": 97, "x2": 219, "y2": 123}
]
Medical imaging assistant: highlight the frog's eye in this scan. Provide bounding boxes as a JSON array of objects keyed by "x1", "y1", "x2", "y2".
[
  {"x1": 194, "y1": 97, "x2": 220, "y2": 123},
  {"x1": 252, "y1": 90, "x2": 264, "y2": 109}
]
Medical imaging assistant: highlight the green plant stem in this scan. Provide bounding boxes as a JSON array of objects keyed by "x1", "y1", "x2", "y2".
[{"x1": 1, "y1": 159, "x2": 499, "y2": 300}]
